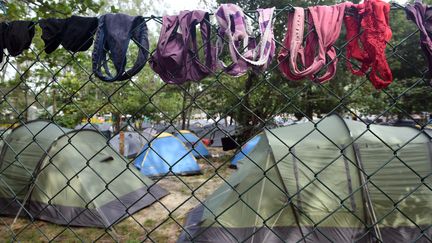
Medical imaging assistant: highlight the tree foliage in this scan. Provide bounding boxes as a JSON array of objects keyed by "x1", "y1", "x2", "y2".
[
  {"x1": 0, "y1": 0, "x2": 183, "y2": 129},
  {"x1": 209, "y1": 0, "x2": 432, "y2": 138},
  {"x1": 1, "y1": 0, "x2": 431, "y2": 133}
]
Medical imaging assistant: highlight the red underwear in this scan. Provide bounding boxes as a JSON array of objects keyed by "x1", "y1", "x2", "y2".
[{"x1": 344, "y1": 0, "x2": 393, "y2": 89}]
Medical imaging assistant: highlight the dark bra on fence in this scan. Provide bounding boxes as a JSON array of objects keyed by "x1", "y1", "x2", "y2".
[
  {"x1": 0, "y1": 21, "x2": 35, "y2": 62},
  {"x1": 39, "y1": 16, "x2": 98, "y2": 54},
  {"x1": 92, "y1": 13, "x2": 149, "y2": 82}
]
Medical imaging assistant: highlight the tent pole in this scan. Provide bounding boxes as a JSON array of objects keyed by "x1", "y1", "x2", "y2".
[
  {"x1": 270, "y1": 150, "x2": 307, "y2": 243},
  {"x1": 12, "y1": 179, "x2": 37, "y2": 225},
  {"x1": 109, "y1": 226, "x2": 120, "y2": 241},
  {"x1": 337, "y1": 114, "x2": 383, "y2": 242},
  {"x1": 353, "y1": 144, "x2": 383, "y2": 242},
  {"x1": 12, "y1": 147, "x2": 61, "y2": 226}
]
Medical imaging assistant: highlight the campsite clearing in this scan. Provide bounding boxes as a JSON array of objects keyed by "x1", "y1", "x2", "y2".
[{"x1": 0, "y1": 148, "x2": 235, "y2": 242}]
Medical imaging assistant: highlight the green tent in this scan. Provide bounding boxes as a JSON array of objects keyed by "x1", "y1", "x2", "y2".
[
  {"x1": 0, "y1": 121, "x2": 168, "y2": 228},
  {"x1": 179, "y1": 115, "x2": 432, "y2": 242},
  {"x1": 0, "y1": 128, "x2": 11, "y2": 152}
]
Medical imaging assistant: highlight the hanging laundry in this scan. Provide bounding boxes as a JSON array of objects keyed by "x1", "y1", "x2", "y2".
[
  {"x1": 62, "y1": 16, "x2": 98, "y2": 53},
  {"x1": 344, "y1": 0, "x2": 393, "y2": 89},
  {"x1": 150, "y1": 10, "x2": 216, "y2": 84},
  {"x1": 278, "y1": 3, "x2": 350, "y2": 83},
  {"x1": 40, "y1": 16, "x2": 98, "y2": 54},
  {"x1": 39, "y1": 18, "x2": 66, "y2": 54},
  {"x1": 1, "y1": 21, "x2": 35, "y2": 62},
  {"x1": 0, "y1": 23, "x2": 6, "y2": 62},
  {"x1": 405, "y1": 0, "x2": 432, "y2": 79},
  {"x1": 92, "y1": 13, "x2": 149, "y2": 82},
  {"x1": 215, "y1": 4, "x2": 275, "y2": 76}
]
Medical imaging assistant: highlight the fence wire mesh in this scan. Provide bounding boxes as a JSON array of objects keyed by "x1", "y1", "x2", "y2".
[{"x1": 0, "y1": 2, "x2": 431, "y2": 242}]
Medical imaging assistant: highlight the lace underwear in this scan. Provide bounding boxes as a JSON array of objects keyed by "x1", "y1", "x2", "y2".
[{"x1": 344, "y1": 0, "x2": 393, "y2": 89}]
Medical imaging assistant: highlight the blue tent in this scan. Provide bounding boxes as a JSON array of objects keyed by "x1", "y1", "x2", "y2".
[
  {"x1": 175, "y1": 130, "x2": 211, "y2": 158},
  {"x1": 231, "y1": 135, "x2": 262, "y2": 167},
  {"x1": 134, "y1": 133, "x2": 201, "y2": 177}
]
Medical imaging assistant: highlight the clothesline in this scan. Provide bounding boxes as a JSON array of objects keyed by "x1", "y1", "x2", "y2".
[
  {"x1": 0, "y1": 2, "x2": 408, "y2": 30},
  {"x1": 3, "y1": 1, "x2": 407, "y2": 21},
  {"x1": 0, "y1": 1, "x2": 429, "y2": 92},
  {"x1": 134, "y1": 2, "x2": 408, "y2": 20}
]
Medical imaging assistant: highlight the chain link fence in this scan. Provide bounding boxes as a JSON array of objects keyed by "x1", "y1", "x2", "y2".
[{"x1": 0, "y1": 2, "x2": 431, "y2": 242}]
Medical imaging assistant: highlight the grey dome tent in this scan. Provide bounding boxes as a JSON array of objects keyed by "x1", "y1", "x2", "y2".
[
  {"x1": 143, "y1": 127, "x2": 158, "y2": 137},
  {"x1": 75, "y1": 123, "x2": 112, "y2": 138},
  {"x1": 179, "y1": 115, "x2": 432, "y2": 242},
  {"x1": 154, "y1": 124, "x2": 179, "y2": 134},
  {"x1": 198, "y1": 124, "x2": 236, "y2": 147},
  {"x1": 109, "y1": 131, "x2": 153, "y2": 158},
  {"x1": 0, "y1": 121, "x2": 168, "y2": 228}
]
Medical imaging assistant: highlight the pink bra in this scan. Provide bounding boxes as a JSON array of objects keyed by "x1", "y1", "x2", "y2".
[{"x1": 278, "y1": 3, "x2": 351, "y2": 83}]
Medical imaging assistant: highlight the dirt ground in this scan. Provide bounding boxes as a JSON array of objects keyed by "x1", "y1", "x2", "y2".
[{"x1": 0, "y1": 147, "x2": 236, "y2": 242}]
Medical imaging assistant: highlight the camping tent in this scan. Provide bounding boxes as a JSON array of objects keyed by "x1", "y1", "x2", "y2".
[
  {"x1": 109, "y1": 131, "x2": 153, "y2": 158},
  {"x1": 175, "y1": 130, "x2": 211, "y2": 158},
  {"x1": 75, "y1": 123, "x2": 112, "y2": 138},
  {"x1": 189, "y1": 120, "x2": 214, "y2": 136},
  {"x1": 198, "y1": 124, "x2": 236, "y2": 147},
  {"x1": 141, "y1": 122, "x2": 152, "y2": 129},
  {"x1": 154, "y1": 124, "x2": 179, "y2": 134},
  {"x1": 143, "y1": 127, "x2": 158, "y2": 137},
  {"x1": 0, "y1": 121, "x2": 168, "y2": 228},
  {"x1": 134, "y1": 132, "x2": 201, "y2": 177},
  {"x1": 0, "y1": 129, "x2": 11, "y2": 152},
  {"x1": 75, "y1": 123, "x2": 99, "y2": 130},
  {"x1": 179, "y1": 115, "x2": 432, "y2": 242},
  {"x1": 423, "y1": 128, "x2": 432, "y2": 138},
  {"x1": 230, "y1": 134, "x2": 262, "y2": 168}
]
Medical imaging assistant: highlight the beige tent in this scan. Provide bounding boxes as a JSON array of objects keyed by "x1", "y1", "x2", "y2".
[
  {"x1": 0, "y1": 121, "x2": 168, "y2": 227},
  {"x1": 179, "y1": 115, "x2": 432, "y2": 242}
]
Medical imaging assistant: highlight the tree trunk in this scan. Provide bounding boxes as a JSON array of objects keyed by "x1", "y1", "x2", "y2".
[
  {"x1": 305, "y1": 88, "x2": 313, "y2": 119},
  {"x1": 24, "y1": 86, "x2": 28, "y2": 122},
  {"x1": 52, "y1": 88, "x2": 56, "y2": 115},
  {"x1": 187, "y1": 106, "x2": 192, "y2": 129},
  {"x1": 181, "y1": 84, "x2": 191, "y2": 130},
  {"x1": 113, "y1": 112, "x2": 121, "y2": 133},
  {"x1": 236, "y1": 72, "x2": 256, "y2": 144}
]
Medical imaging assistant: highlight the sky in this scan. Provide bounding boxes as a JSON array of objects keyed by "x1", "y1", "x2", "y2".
[{"x1": 159, "y1": 0, "x2": 216, "y2": 15}]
